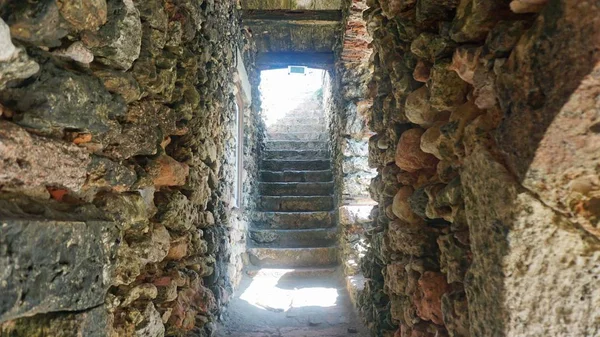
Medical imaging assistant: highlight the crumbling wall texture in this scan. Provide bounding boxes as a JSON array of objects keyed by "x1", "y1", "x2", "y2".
[
  {"x1": 328, "y1": 0, "x2": 376, "y2": 289},
  {"x1": 0, "y1": 1, "x2": 259, "y2": 336},
  {"x1": 361, "y1": 0, "x2": 600, "y2": 336}
]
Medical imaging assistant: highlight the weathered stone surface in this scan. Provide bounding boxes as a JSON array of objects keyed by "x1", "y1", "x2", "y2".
[
  {"x1": 167, "y1": 274, "x2": 216, "y2": 334},
  {"x1": 0, "y1": 19, "x2": 40, "y2": 90},
  {"x1": 448, "y1": 46, "x2": 480, "y2": 85},
  {"x1": 462, "y1": 147, "x2": 600, "y2": 336},
  {"x1": 410, "y1": 33, "x2": 456, "y2": 63},
  {"x1": 135, "y1": 302, "x2": 165, "y2": 337},
  {"x1": 386, "y1": 220, "x2": 437, "y2": 257},
  {"x1": 83, "y1": 0, "x2": 142, "y2": 70},
  {"x1": 0, "y1": 305, "x2": 111, "y2": 337},
  {"x1": 52, "y1": 41, "x2": 95, "y2": 64},
  {"x1": 450, "y1": 0, "x2": 511, "y2": 43},
  {"x1": 146, "y1": 155, "x2": 189, "y2": 188},
  {"x1": 437, "y1": 234, "x2": 469, "y2": 283},
  {"x1": 429, "y1": 60, "x2": 468, "y2": 111},
  {"x1": 441, "y1": 291, "x2": 470, "y2": 337},
  {"x1": 154, "y1": 191, "x2": 198, "y2": 233},
  {"x1": 1, "y1": 56, "x2": 125, "y2": 137},
  {"x1": 392, "y1": 186, "x2": 425, "y2": 225},
  {"x1": 404, "y1": 86, "x2": 440, "y2": 127},
  {"x1": 483, "y1": 20, "x2": 529, "y2": 59},
  {"x1": 419, "y1": 121, "x2": 444, "y2": 160},
  {"x1": 94, "y1": 69, "x2": 142, "y2": 103},
  {"x1": 438, "y1": 100, "x2": 484, "y2": 161},
  {"x1": 416, "y1": 0, "x2": 460, "y2": 25},
  {"x1": 414, "y1": 271, "x2": 449, "y2": 325},
  {"x1": 56, "y1": 0, "x2": 107, "y2": 32},
  {"x1": 495, "y1": 0, "x2": 600, "y2": 239},
  {"x1": 132, "y1": 224, "x2": 170, "y2": 265},
  {"x1": 101, "y1": 100, "x2": 177, "y2": 160},
  {"x1": 395, "y1": 128, "x2": 439, "y2": 173},
  {"x1": 0, "y1": 121, "x2": 90, "y2": 191},
  {"x1": 509, "y1": 0, "x2": 547, "y2": 13},
  {"x1": 86, "y1": 156, "x2": 138, "y2": 192},
  {"x1": 0, "y1": 220, "x2": 119, "y2": 323},
  {"x1": 413, "y1": 59, "x2": 431, "y2": 83},
  {"x1": 2, "y1": 1, "x2": 68, "y2": 47}
]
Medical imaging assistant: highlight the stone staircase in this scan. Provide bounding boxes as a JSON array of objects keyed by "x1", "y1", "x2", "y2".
[{"x1": 248, "y1": 112, "x2": 338, "y2": 271}]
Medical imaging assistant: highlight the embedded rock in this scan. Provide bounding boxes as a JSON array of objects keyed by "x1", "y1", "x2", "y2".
[
  {"x1": 395, "y1": 128, "x2": 439, "y2": 173},
  {"x1": 56, "y1": 0, "x2": 107, "y2": 31},
  {"x1": 386, "y1": 220, "x2": 437, "y2": 257},
  {"x1": 429, "y1": 60, "x2": 469, "y2": 111},
  {"x1": 86, "y1": 156, "x2": 138, "y2": 192},
  {"x1": 509, "y1": 0, "x2": 547, "y2": 13},
  {"x1": 94, "y1": 69, "x2": 142, "y2": 103},
  {"x1": 410, "y1": 33, "x2": 456, "y2": 63},
  {"x1": 441, "y1": 291, "x2": 470, "y2": 337},
  {"x1": 52, "y1": 41, "x2": 95, "y2": 64},
  {"x1": 405, "y1": 86, "x2": 440, "y2": 127},
  {"x1": 146, "y1": 155, "x2": 189, "y2": 188},
  {"x1": 0, "y1": 220, "x2": 119, "y2": 322},
  {"x1": 0, "y1": 305, "x2": 111, "y2": 337},
  {"x1": 392, "y1": 186, "x2": 425, "y2": 225},
  {"x1": 420, "y1": 121, "x2": 444, "y2": 160},
  {"x1": 2, "y1": 1, "x2": 68, "y2": 47},
  {"x1": 0, "y1": 56, "x2": 125, "y2": 137},
  {"x1": 0, "y1": 121, "x2": 90, "y2": 191},
  {"x1": 154, "y1": 191, "x2": 198, "y2": 233},
  {"x1": 0, "y1": 20, "x2": 40, "y2": 90},
  {"x1": 414, "y1": 271, "x2": 449, "y2": 325},
  {"x1": 83, "y1": 0, "x2": 142, "y2": 70},
  {"x1": 135, "y1": 302, "x2": 165, "y2": 337},
  {"x1": 448, "y1": 46, "x2": 481, "y2": 85},
  {"x1": 450, "y1": 0, "x2": 511, "y2": 42}
]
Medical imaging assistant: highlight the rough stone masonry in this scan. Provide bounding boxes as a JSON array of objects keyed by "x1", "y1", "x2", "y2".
[
  {"x1": 0, "y1": 0, "x2": 262, "y2": 336},
  {"x1": 356, "y1": 0, "x2": 600, "y2": 336},
  {"x1": 1, "y1": 0, "x2": 600, "y2": 336}
]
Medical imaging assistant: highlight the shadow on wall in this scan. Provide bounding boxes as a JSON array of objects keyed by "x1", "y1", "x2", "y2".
[{"x1": 464, "y1": 1, "x2": 600, "y2": 334}]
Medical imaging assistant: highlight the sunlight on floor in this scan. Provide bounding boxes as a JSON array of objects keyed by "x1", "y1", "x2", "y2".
[
  {"x1": 239, "y1": 270, "x2": 339, "y2": 312},
  {"x1": 260, "y1": 68, "x2": 325, "y2": 127}
]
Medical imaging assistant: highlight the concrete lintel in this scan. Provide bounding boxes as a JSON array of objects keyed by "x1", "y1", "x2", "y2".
[
  {"x1": 256, "y1": 52, "x2": 334, "y2": 70},
  {"x1": 243, "y1": 9, "x2": 342, "y2": 21},
  {"x1": 242, "y1": 0, "x2": 343, "y2": 10}
]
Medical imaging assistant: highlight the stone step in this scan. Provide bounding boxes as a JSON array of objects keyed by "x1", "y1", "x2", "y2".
[
  {"x1": 259, "y1": 196, "x2": 334, "y2": 211},
  {"x1": 250, "y1": 228, "x2": 338, "y2": 248},
  {"x1": 259, "y1": 182, "x2": 334, "y2": 196},
  {"x1": 271, "y1": 117, "x2": 326, "y2": 125},
  {"x1": 252, "y1": 211, "x2": 335, "y2": 229},
  {"x1": 265, "y1": 140, "x2": 328, "y2": 151},
  {"x1": 263, "y1": 149, "x2": 330, "y2": 160},
  {"x1": 268, "y1": 124, "x2": 326, "y2": 133},
  {"x1": 261, "y1": 159, "x2": 330, "y2": 171},
  {"x1": 267, "y1": 132, "x2": 328, "y2": 141},
  {"x1": 248, "y1": 247, "x2": 338, "y2": 268},
  {"x1": 246, "y1": 267, "x2": 338, "y2": 278},
  {"x1": 260, "y1": 170, "x2": 333, "y2": 182}
]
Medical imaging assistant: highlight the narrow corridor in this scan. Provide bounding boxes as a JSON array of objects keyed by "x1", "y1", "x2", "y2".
[{"x1": 216, "y1": 92, "x2": 368, "y2": 336}]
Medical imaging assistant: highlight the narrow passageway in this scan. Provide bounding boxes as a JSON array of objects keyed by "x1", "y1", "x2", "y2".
[{"x1": 216, "y1": 70, "x2": 368, "y2": 336}]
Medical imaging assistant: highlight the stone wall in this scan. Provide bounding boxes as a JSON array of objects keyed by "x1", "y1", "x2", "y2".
[
  {"x1": 360, "y1": 0, "x2": 600, "y2": 336},
  {"x1": 0, "y1": 1, "x2": 261, "y2": 336},
  {"x1": 326, "y1": 0, "x2": 376, "y2": 305}
]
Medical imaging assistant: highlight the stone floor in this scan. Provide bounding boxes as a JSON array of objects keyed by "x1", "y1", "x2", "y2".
[{"x1": 215, "y1": 269, "x2": 369, "y2": 337}]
